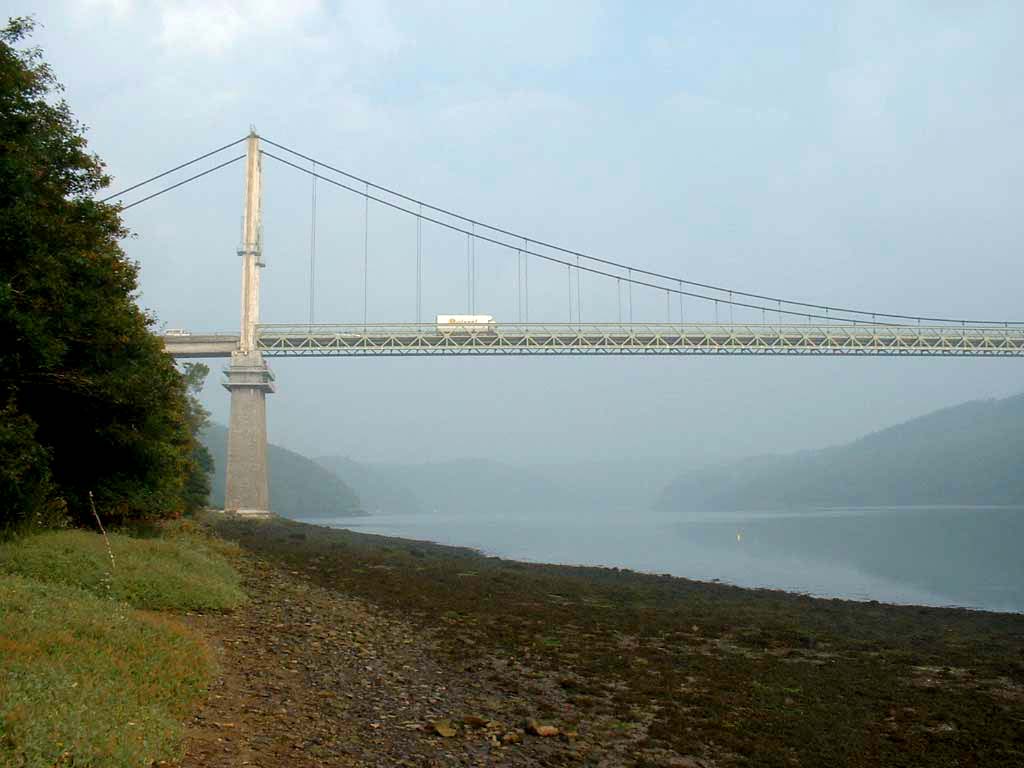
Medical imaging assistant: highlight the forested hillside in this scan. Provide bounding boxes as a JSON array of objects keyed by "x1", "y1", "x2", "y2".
[
  {"x1": 659, "y1": 393, "x2": 1024, "y2": 512},
  {"x1": 374, "y1": 459, "x2": 575, "y2": 516},
  {"x1": 202, "y1": 425, "x2": 364, "y2": 519},
  {"x1": 316, "y1": 456, "x2": 563, "y2": 517},
  {"x1": 316, "y1": 455, "x2": 680, "y2": 516},
  {"x1": 316, "y1": 456, "x2": 423, "y2": 515},
  {"x1": 316, "y1": 456, "x2": 573, "y2": 516}
]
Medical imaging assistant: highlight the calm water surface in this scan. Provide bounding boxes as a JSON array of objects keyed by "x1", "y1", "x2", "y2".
[{"x1": 307, "y1": 505, "x2": 1024, "y2": 613}]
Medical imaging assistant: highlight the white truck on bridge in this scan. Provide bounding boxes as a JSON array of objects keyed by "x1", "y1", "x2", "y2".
[{"x1": 436, "y1": 314, "x2": 497, "y2": 332}]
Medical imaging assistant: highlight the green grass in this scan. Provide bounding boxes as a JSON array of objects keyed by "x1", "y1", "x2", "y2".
[
  {"x1": 0, "y1": 521, "x2": 246, "y2": 767},
  {"x1": 0, "y1": 525, "x2": 246, "y2": 611},
  {"x1": 0, "y1": 574, "x2": 214, "y2": 767}
]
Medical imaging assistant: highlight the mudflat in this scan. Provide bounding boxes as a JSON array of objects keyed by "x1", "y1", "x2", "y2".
[{"x1": 180, "y1": 515, "x2": 1024, "y2": 767}]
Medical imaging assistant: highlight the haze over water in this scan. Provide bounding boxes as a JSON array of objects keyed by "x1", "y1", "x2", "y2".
[{"x1": 310, "y1": 504, "x2": 1024, "y2": 614}]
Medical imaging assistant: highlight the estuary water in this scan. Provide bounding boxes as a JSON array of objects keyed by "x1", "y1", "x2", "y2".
[{"x1": 307, "y1": 505, "x2": 1024, "y2": 614}]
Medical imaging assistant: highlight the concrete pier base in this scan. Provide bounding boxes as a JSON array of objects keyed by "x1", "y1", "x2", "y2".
[{"x1": 223, "y1": 351, "x2": 275, "y2": 517}]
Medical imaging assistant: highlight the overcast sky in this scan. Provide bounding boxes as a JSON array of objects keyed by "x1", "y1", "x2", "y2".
[{"x1": 18, "y1": 1, "x2": 1024, "y2": 464}]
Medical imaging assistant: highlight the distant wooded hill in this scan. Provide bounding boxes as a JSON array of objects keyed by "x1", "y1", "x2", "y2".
[
  {"x1": 658, "y1": 393, "x2": 1024, "y2": 512},
  {"x1": 317, "y1": 455, "x2": 686, "y2": 517},
  {"x1": 201, "y1": 424, "x2": 364, "y2": 519},
  {"x1": 316, "y1": 456, "x2": 574, "y2": 516},
  {"x1": 315, "y1": 456, "x2": 423, "y2": 515}
]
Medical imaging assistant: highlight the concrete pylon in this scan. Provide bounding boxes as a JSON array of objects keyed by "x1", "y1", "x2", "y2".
[
  {"x1": 223, "y1": 129, "x2": 274, "y2": 517},
  {"x1": 223, "y1": 352, "x2": 274, "y2": 515}
]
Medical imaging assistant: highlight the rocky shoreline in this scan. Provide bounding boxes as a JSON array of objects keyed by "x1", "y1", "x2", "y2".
[
  {"x1": 178, "y1": 515, "x2": 1024, "y2": 767},
  {"x1": 179, "y1": 551, "x2": 599, "y2": 767}
]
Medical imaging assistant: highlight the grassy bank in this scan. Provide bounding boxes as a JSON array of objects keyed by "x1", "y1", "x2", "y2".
[
  {"x1": 0, "y1": 523, "x2": 245, "y2": 611},
  {"x1": 212, "y1": 515, "x2": 1024, "y2": 768},
  {"x1": 0, "y1": 522, "x2": 245, "y2": 767}
]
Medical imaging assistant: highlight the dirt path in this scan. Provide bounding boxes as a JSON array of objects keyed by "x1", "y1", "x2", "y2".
[{"x1": 178, "y1": 553, "x2": 683, "y2": 768}]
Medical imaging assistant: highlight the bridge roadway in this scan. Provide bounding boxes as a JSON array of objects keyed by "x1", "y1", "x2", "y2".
[
  {"x1": 162, "y1": 323, "x2": 1024, "y2": 358},
  {"x1": 161, "y1": 334, "x2": 241, "y2": 358}
]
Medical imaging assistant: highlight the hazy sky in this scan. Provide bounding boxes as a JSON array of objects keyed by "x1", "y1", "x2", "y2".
[{"x1": 18, "y1": 1, "x2": 1024, "y2": 463}]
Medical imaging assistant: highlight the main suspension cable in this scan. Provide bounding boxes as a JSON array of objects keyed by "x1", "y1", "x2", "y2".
[
  {"x1": 100, "y1": 136, "x2": 248, "y2": 203},
  {"x1": 118, "y1": 154, "x2": 245, "y2": 211},
  {"x1": 259, "y1": 135, "x2": 1020, "y2": 326},
  {"x1": 261, "y1": 150, "x2": 997, "y2": 326},
  {"x1": 264, "y1": 150, "x2": 822, "y2": 320}
]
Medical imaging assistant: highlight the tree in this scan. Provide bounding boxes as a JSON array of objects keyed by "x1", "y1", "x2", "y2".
[
  {"x1": 181, "y1": 363, "x2": 214, "y2": 513},
  {"x1": 0, "y1": 18, "x2": 200, "y2": 529},
  {"x1": 0, "y1": 399, "x2": 55, "y2": 533}
]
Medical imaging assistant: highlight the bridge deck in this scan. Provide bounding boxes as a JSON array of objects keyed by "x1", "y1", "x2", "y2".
[
  {"x1": 248, "y1": 323, "x2": 1024, "y2": 357},
  {"x1": 162, "y1": 334, "x2": 240, "y2": 358},
  {"x1": 163, "y1": 324, "x2": 1024, "y2": 358}
]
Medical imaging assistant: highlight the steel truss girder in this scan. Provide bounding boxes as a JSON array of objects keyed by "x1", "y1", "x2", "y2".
[{"x1": 254, "y1": 323, "x2": 1024, "y2": 357}]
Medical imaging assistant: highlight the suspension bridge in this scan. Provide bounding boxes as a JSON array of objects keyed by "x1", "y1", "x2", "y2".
[{"x1": 106, "y1": 131, "x2": 1024, "y2": 516}]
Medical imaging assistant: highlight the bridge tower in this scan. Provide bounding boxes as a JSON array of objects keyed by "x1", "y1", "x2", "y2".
[{"x1": 223, "y1": 130, "x2": 275, "y2": 516}]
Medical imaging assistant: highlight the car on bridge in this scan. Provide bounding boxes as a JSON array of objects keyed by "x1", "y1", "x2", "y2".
[
  {"x1": 436, "y1": 314, "x2": 497, "y2": 333},
  {"x1": 164, "y1": 328, "x2": 191, "y2": 337}
]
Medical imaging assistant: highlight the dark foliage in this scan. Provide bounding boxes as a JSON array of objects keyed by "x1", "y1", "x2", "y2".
[
  {"x1": 0, "y1": 398, "x2": 54, "y2": 529},
  {"x1": 0, "y1": 18, "x2": 201, "y2": 529},
  {"x1": 182, "y1": 363, "x2": 214, "y2": 514}
]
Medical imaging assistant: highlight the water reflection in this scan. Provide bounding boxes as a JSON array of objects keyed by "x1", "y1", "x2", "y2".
[{"x1": 311, "y1": 505, "x2": 1024, "y2": 613}]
